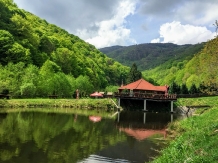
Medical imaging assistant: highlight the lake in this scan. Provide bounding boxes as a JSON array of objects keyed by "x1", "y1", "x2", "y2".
[{"x1": 0, "y1": 109, "x2": 181, "y2": 163}]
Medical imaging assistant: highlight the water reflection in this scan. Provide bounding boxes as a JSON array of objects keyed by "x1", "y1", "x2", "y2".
[
  {"x1": 0, "y1": 110, "x2": 180, "y2": 163},
  {"x1": 116, "y1": 111, "x2": 180, "y2": 141}
]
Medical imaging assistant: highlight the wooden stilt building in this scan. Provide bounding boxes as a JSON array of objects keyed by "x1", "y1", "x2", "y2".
[{"x1": 114, "y1": 79, "x2": 177, "y2": 112}]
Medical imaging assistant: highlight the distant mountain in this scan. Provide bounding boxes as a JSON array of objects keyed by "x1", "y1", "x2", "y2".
[
  {"x1": 100, "y1": 45, "x2": 124, "y2": 54},
  {"x1": 99, "y1": 43, "x2": 204, "y2": 71},
  {"x1": 142, "y1": 36, "x2": 218, "y2": 93}
]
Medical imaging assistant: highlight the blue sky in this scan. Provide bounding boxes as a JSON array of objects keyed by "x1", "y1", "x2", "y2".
[{"x1": 13, "y1": 0, "x2": 218, "y2": 48}]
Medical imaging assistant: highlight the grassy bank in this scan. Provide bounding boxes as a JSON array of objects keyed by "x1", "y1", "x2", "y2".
[
  {"x1": 0, "y1": 98, "x2": 118, "y2": 111},
  {"x1": 152, "y1": 96, "x2": 218, "y2": 162}
]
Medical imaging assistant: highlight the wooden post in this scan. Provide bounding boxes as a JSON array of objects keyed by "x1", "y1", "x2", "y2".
[
  {"x1": 143, "y1": 112, "x2": 146, "y2": 124},
  {"x1": 118, "y1": 98, "x2": 120, "y2": 107},
  {"x1": 171, "y1": 113, "x2": 173, "y2": 122},
  {"x1": 144, "y1": 99, "x2": 147, "y2": 111},
  {"x1": 117, "y1": 111, "x2": 120, "y2": 122},
  {"x1": 171, "y1": 101, "x2": 174, "y2": 113}
]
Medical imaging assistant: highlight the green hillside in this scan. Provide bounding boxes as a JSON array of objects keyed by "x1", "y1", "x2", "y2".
[
  {"x1": 0, "y1": 0, "x2": 129, "y2": 97},
  {"x1": 143, "y1": 36, "x2": 218, "y2": 94},
  {"x1": 99, "y1": 43, "x2": 204, "y2": 71}
]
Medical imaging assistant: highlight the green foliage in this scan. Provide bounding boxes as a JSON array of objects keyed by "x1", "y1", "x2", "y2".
[
  {"x1": 75, "y1": 75, "x2": 94, "y2": 97},
  {"x1": 180, "y1": 84, "x2": 189, "y2": 94},
  {"x1": 142, "y1": 35, "x2": 218, "y2": 95},
  {"x1": 169, "y1": 82, "x2": 180, "y2": 94},
  {"x1": 100, "y1": 43, "x2": 204, "y2": 71},
  {"x1": 152, "y1": 104, "x2": 218, "y2": 163},
  {"x1": 105, "y1": 85, "x2": 119, "y2": 93},
  {"x1": 0, "y1": 110, "x2": 126, "y2": 162},
  {"x1": 189, "y1": 84, "x2": 198, "y2": 94},
  {"x1": 127, "y1": 63, "x2": 142, "y2": 84},
  {"x1": 0, "y1": 0, "x2": 129, "y2": 96}
]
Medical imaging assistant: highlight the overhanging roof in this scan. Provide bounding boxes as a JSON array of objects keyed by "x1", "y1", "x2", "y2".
[{"x1": 118, "y1": 79, "x2": 167, "y2": 92}]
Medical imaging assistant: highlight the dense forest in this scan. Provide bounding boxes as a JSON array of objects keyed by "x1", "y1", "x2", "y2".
[
  {"x1": 99, "y1": 43, "x2": 204, "y2": 71},
  {"x1": 0, "y1": 0, "x2": 217, "y2": 97},
  {"x1": 143, "y1": 35, "x2": 218, "y2": 94},
  {"x1": 100, "y1": 32, "x2": 218, "y2": 95},
  {"x1": 0, "y1": 0, "x2": 130, "y2": 97}
]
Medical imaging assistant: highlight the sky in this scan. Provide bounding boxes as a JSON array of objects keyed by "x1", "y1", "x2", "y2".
[{"x1": 13, "y1": 0, "x2": 218, "y2": 48}]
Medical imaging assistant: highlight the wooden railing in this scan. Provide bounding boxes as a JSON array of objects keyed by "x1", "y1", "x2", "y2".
[{"x1": 114, "y1": 92, "x2": 177, "y2": 100}]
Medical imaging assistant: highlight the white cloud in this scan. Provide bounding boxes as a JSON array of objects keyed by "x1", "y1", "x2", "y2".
[
  {"x1": 151, "y1": 21, "x2": 216, "y2": 45},
  {"x1": 150, "y1": 38, "x2": 160, "y2": 43},
  {"x1": 175, "y1": 1, "x2": 218, "y2": 26},
  {"x1": 76, "y1": 0, "x2": 137, "y2": 48}
]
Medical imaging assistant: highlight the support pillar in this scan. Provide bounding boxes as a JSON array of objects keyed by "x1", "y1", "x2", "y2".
[
  {"x1": 171, "y1": 113, "x2": 173, "y2": 122},
  {"x1": 118, "y1": 98, "x2": 120, "y2": 107},
  {"x1": 143, "y1": 112, "x2": 147, "y2": 124},
  {"x1": 144, "y1": 99, "x2": 147, "y2": 111},
  {"x1": 117, "y1": 111, "x2": 120, "y2": 122},
  {"x1": 171, "y1": 101, "x2": 174, "y2": 113}
]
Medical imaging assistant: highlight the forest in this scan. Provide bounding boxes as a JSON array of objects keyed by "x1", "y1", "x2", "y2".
[
  {"x1": 0, "y1": 0, "x2": 130, "y2": 98},
  {"x1": 101, "y1": 28, "x2": 218, "y2": 95},
  {"x1": 142, "y1": 36, "x2": 218, "y2": 95},
  {"x1": 99, "y1": 43, "x2": 204, "y2": 71},
  {"x1": 0, "y1": 0, "x2": 217, "y2": 98}
]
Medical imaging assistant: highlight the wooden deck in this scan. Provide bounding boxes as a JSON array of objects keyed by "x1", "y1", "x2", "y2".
[{"x1": 114, "y1": 92, "x2": 177, "y2": 101}]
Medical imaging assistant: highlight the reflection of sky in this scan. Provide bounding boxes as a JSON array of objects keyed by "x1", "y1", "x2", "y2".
[{"x1": 78, "y1": 155, "x2": 131, "y2": 163}]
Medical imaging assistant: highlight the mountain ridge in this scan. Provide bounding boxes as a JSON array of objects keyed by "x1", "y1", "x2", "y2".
[{"x1": 99, "y1": 42, "x2": 204, "y2": 71}]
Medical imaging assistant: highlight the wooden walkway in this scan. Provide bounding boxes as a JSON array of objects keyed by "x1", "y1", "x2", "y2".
[{"x1": 114, "y1": 92, "x2": 177, "y2": 101}]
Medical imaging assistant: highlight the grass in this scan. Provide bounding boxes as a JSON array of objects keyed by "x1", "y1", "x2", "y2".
[
  {"x1": 152, "y1": 96, "x2": 218, "y2": 163},
  {"x1": 0, "y1": 98, "x2": 119, "y2": 111},
  {"x1": 175, "y1": 96, "x2": 218, "y2": 107}
]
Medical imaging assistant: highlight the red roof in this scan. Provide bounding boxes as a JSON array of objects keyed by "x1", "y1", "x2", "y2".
[
  {"x1": 118, "y1": 79, "x2": 167, "y2": 92},
  {"x1": 90, "y1": 92, "x2": 103, "y2": 97}
]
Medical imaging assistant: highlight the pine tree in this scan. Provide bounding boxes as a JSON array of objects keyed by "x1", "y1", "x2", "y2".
[
  {"x1": 169, "y1": 81, "x2": 180, "y2": 94},
  {"x1": 180, "y1": 84, "x2": 189, "y2": 94},
  {"x1": 189, "y1": 84, "x2": 198, "y2": 94},
  {"x1": 127, "y1": 63, "x2": 142, "y2": 84}
]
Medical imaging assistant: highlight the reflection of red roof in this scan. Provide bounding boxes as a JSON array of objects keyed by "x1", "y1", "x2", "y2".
[
  {"x1": 89, "y1": 116, "x2": 102, "y2": 123},
  {"x1": 118, "y1": 79, "x2": 167, "y2": 92},
  {"x1": 120, "y1": 128, "x2": 166, "y2": 140}
]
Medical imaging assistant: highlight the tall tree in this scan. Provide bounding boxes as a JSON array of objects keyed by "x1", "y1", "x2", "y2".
[
  {"x1": 127, "y1": 63, "x2": 142, "y2": 84},
  {"x1": 189, "y1": 84, "x2": 198, "y2": 94},
  {"x1": 180, "y1": 83, "x2": 189, "y2": 94}
]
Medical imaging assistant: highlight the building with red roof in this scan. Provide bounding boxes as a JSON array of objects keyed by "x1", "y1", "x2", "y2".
[
  {"x1": 114, "y1": 78, "x2": 176, "y2": 112},
  {"x1": 118, "y1": 78, "x2": 169, "y2": 95}
]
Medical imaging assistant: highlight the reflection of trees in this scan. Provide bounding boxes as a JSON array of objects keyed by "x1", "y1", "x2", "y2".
[{"x1": 0, "y1": 112, "x2": 126, "y2": 163}]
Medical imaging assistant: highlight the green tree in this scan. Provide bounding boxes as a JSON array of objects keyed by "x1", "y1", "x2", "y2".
[
  {"x1": 127, "y1": 63, "x2": 142, "y2": 84},
  {"x1": 189, "y1": 84, "x2": 198, "y2": 94},
  {"x1": 20, "y1": 64, "x2": 39, "y2": 97},
  {"x1": 180, "y1": 83, "x2": 189, "y2": 94},
  {"x1": 75, "y1": 75, "x2": 94, "y2": 97},
  {"x1": 105, "y1": 85, "x2": 119, "y2": 93},
  {"x1": 6, "y1": 42, "x2": 31, "y2": 64},
  {"x1": 51, "y1": 48, "x2": 76, "y2": 74},
  {"x1": 169, "y1": 82, "x2": 180, "y2": 94},
  {"x1": 38, "y1": 60, "x2": 61, "y2": 96},
  {"x1": 0, "y1": 30, "x2": 14, "y2": 65}
]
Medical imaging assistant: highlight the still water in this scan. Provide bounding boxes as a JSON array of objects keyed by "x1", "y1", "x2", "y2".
[{"x1": 0, "y1": 110, "x2": 180, "y2": 163}]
